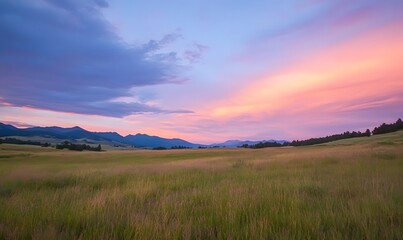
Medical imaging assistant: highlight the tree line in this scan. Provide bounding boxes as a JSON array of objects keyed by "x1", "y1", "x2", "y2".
[
  {"x1": 0, "y1": 138, "x2": 50, "y2": 147},
  {"x1": 152, "y1": 146, "x2": 191, "y2": 150},
  {"x1": 1, "y1": 118, "x2": 401, "y2": 150},
  {"x1": 241, "y1": 141, "x2": 283, "y2": 149},
  {"x1": 372, "y1": 118, "x2": 403, "y2": 135},
  {"x1": 243, "y1": 118, "x2": 402, "y2": 149},
  {"x1": 284, "y1": 130, "x2": 371, "y2": 147},
  {"x1": 55, "y1": 141, "x2": 102, "y2": 151}
]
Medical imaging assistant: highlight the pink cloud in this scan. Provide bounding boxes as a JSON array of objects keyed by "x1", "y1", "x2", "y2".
[{"x1": 200, "y1": 21, "x2": 403, "y2": 140}]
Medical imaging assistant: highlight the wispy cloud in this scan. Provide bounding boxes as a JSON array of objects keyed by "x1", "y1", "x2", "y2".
[
  {"x1": 184, "y1": 43, "x2": 209, "y2": 63},
  {"x1": 206, "y1": 19, "x2": 403, "y2": 140}
]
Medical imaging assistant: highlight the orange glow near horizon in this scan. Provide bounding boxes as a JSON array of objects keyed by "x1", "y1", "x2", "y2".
[
  {"x1": 1, "y1": 18, "x2": 403, "y2": 143},
  {"x1": 210, "y1": 22, "x2": 403, "y2": 123}
]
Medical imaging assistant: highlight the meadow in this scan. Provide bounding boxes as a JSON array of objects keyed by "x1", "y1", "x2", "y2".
[{"x1": 0, "y1": 132, "x2": 402, "y2": 239}]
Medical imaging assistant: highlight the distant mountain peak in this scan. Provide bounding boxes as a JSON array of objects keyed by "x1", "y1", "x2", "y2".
[
  {"x1": 211, "y1": 139, "x2": 287, "y2": 147},
  {"x1": 134, "y1": 133, "x2": 148, "y2": 136},
  {"x1": 0, "y1": 121, "x2": 284, "y2": 148}
]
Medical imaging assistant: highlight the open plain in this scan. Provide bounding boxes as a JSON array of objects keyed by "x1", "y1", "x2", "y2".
[{"x1": 0, "y1": 131, "x2": 402, "y2": 239}]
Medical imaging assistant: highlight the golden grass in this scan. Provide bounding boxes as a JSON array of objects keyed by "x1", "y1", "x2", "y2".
[{"x1": 0, "y1": 133, "x2": 402, "y2": 239}]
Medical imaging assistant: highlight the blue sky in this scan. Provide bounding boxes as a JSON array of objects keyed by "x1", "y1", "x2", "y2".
[{"x1": 1, "y1": 0, "x2": 403, "y2": 143}]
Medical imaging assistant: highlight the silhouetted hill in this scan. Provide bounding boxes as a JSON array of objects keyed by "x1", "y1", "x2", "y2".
[
  {"x1": 0, "y1": 123, "x2": 65, "y2": 138},
  {"x1": 0, "y1": 123, "x2": 20, "y2": 135},
  {"x1": 0, "y1": 122, "x2": 288, "y2": 148},
  {"x1": 2, "y1": 125, "x2": 109, "y2": 141},
  {"x1": 124, "y1": 134, "x2": 198, "y2": 148},
  {"x1": 0, "y1": 122, "x2": 199, "y2": 148},
  {"x1": 94, "y1": 132, "x2": 124, "y2": 142}
]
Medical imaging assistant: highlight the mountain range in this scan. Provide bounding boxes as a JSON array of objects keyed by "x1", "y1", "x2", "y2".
[{"x1": 0, "y1": 122, "x2": 286, "y2": 148}]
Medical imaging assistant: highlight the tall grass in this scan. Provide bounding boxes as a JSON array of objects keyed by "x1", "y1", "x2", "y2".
[{"x1": 0, "y1": 134, "x2": 402, "y2": 239}]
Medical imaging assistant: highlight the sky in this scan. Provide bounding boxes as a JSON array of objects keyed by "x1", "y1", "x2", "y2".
[{"x1": 1, "y1": 0, "x2": 403, "y2": 143}]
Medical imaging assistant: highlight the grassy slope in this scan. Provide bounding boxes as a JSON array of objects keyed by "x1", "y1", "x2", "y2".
[
  {"x1": 0, "y1": 132, "x2": 402, "y2": 239},
  {"x1": 321, "y1": 130, "x2": 403, "y2": 146}
]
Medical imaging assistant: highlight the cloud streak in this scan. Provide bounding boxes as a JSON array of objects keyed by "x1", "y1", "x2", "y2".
[
  {"x1": 184, "y1": 43, "x2": 209, "y2": 63},
  {"x1": 206, "y1": 19, "x2": 403, "y2": 140}
]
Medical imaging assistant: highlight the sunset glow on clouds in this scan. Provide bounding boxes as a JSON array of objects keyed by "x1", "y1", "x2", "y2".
[
  {"x1": 213, "y1": 22, "x2": 403, "y2": 119},
  {"x1": 1, "y1": 0, "x2": 402, "y2": 143}
]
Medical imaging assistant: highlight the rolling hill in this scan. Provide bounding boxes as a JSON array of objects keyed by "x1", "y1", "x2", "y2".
[
  {"x1": 0, "y1": 122, "x2": 287, "y2": 148},
  {"x1": 0, "y1": 122, "x2": 199, "y2": 148}
]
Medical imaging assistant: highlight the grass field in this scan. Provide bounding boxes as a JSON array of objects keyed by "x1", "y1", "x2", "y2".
[{"x1": 0, "y1": 132, "x2": 402, "y2": 239}]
